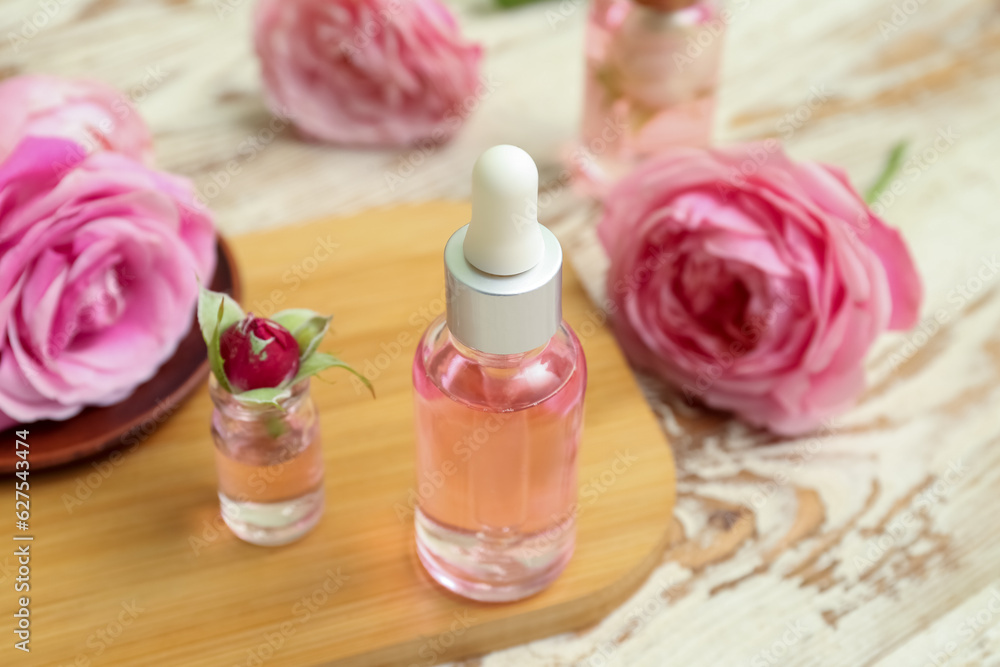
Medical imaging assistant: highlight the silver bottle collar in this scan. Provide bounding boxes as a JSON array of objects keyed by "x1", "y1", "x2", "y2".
[{"x1": 444, "y1": 224, "x2": 562, "y2": 355}]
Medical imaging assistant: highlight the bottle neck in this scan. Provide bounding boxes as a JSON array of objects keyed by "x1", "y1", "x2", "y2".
[
  {"x1": 208, "y1": 375, "x2": 311, "y2": 421},
  {"x1": 449, "y1": 328, "x2": 547, "y2": 369}
]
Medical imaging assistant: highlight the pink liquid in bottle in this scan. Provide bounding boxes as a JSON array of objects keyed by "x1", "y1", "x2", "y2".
[
  {"x1": 412, "y1": 145, "x2": 587, "y2": 602},
  {"x1": 413, "y1": 318, "x2": 585, "y2": 601}
]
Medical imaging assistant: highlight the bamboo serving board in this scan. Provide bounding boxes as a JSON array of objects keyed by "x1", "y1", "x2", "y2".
[{"x1": 11, "y1": 202, "x2": 675, "y2": 666}]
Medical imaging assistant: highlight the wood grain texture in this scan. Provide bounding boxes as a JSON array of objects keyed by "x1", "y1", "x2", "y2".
[
  {"x1": 1, "y1": 0, "x2": 999, "y2": 664},
  {"x1": 0, "y1": 202, "x2": 676, "y2": 666}
]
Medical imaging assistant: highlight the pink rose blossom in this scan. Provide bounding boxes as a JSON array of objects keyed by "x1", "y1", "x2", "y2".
[
  {"x1": 254, "y1": 0, "x2": 483, "y2": 147},
  {"x1": 598, "y1": 144, "x2": 922, "y2": 435},
  {"x1": 0, "y1": 137, "x2": 217, "y2": 427},
  {"x1": 0, "y1": 75, "x2": 154, "y2": 165}
]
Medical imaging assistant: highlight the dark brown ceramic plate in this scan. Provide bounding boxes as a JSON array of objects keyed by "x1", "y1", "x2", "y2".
[{"x1": 0, "y1": 237, "x2": 241, "y2": 473}]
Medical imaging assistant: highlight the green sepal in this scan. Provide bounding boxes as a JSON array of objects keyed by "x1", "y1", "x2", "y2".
[
  {"x1": 197, "y1": 286, "x2": 243, "y2": 347},
  {"x1": 197, "y1": 287, "x2": 243, "y2": 392},
  {"x1": 273, "y1": 309, "x2": 332, "y2": 361},
  {"x1": 208, "y1": 303, "x2": 232, "y2": 393},
  {"x1": 233, "y1": 386, "x2": 289, "y2": 409},
  {"x1": 249, "y1": 332, "x2": 272, "y2": 358},
  {"x1": 293, "y1": 352, "x2": 374, "y2": 397}
]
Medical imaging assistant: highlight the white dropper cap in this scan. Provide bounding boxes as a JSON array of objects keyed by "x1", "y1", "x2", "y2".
[
  {"x1": 443, "y1": 145, "x2": 564, "y2": 355},
  {"x1": 463, "y1": 145, "x2": 546, "y2": 276}
]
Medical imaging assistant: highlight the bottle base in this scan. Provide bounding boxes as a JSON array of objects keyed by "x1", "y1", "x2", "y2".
[
  {"x1": 219, "y1": 487, "x2": 324, "y2": 546},
  {"x1": 415, "y1": 509, "x2": 575, "y2": 603}
]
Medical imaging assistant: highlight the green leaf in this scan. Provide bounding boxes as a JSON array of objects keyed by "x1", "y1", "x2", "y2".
[
  {"x1": 198, "y1": 287, "x2": 243, "y2": 392},
  {"x1": 233, "y1": 387, "x2": 289, "y2": 409},
  {"x1": 293, "y1": 352, "x2": 374, "y2": 397},
  {"x1": 197, "y1": 287, "x2": 243, "y2": 347},
  {"x1": 864, "y1": 141, "x2": 908, "y2": 205},
  {"x1": 273, "y1": 309, "x2": 332, "y2": 360},
  {"x1": 208, "y1": 302, "x2": 233, "y2": 393},
  {"x1": 271, "y1": 308, "x2": 317, "y2": 332}
]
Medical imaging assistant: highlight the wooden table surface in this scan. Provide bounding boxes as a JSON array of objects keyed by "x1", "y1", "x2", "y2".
[{"x1": 3, "y1": 0, "x2": 999, "y2": 665}]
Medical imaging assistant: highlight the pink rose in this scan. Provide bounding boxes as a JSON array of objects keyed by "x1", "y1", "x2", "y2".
[
  {"x1": 0, "y1": 137, "x2": 216, "y2": 427},
  {"x1": 0, "y1": 75, "x2": 154, "y2": 165},
  {"x1": 254, "y1": 0, "x2": 483, "y2": 147},
  {"x1": 598, "y1": 145, "x2": 922, "y2": 435}
]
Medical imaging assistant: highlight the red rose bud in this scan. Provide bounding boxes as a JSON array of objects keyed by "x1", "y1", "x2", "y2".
[{"x1": 220, "y1": 314, "x2": 301, "y2": 392}]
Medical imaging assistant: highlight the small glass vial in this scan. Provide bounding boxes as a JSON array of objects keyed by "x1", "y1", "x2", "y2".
[
  {"x1": 209, "y1": 377, "x2": 325, "y2": 546},
  {"x1": 577, "y1": 0, "x2": 725, "y2": 191},
  {"x1": 412, "y1": 146, "x2": 587, "y2": 602}
]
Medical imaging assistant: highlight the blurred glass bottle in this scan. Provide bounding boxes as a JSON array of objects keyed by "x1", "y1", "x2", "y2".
[
  {"x1": 211, "y1": 376, "x2": 325, "y2": 546},
  {"x1": 577, "y1": 0, "x2": 726, "y2": 192}
]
